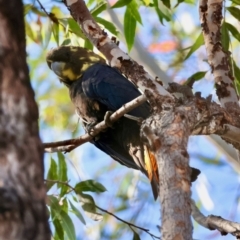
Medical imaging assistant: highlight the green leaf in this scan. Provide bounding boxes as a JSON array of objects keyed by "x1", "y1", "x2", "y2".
[
  {"x1": 227, "y1": 6, "x2": 240, "y2": 21},
  {"x1": 44, "y1": 19, "x2": 52, "y2": 49},
  {"x1": 132, "y1": 230, "x2": 141, "y2": 240},
  {"x1": 221, "y1": 21, "x2": 229, "y2": 51},
  {"x1": 25, "y1": 20, "x2": 35, "y2": 42},
  {"x1": 184, "y1": 33, "x2": 204, "y2": 60},
  {"x1": 46, "y1": 157, "x2": 58, "y2": 191},
  {"x1": 124, "y1": 7, "x2": 136, "y2": 52},
  {"x1": 31, "y1": 6, "x2": 47, "y2": 17},
  {"x1": 66, "y1": 18, "x2": 86, "y2": 39},
  {"x1": 75, "y1": 180, "x2": 107, "y2": 193},
  {"x1": 24, "y1": 4, "x2": 32, "y2": 16},
  {"x1": 53, "y1": 217, "x2": 64, "y2": 240},
  {"x1": 69, "y1": 200, "x2": 86, "y2": 225},
  {"x1": 52, "y1": 22, "x2": 59, "y2": 46},
  {"x1": 61, "y1": 38, "x2": 71, "y2": 46},
  {"x1": 111, "y1": 0, "x2": 132, "y2": 8},
  {"x1": 231, "y1": 0, "x2": 240, "y2": 4},
  {"x1": 185, "y1": 71, "x2": 207, "y2": 86},
  {"x1": 153, "y1": 0, "x2": 171, "y2": 23},
  {"x1": 57, "y1": 152, "x2": 68, "y2": 196},
  {"x1": 95, "y1": 17, "x2": 119, "y2": 35},
  {"x1": 161, "y1": 0, "x2": 170, "y2": 8},
  {"x1": 60, "y1": 210, "x2": 76, "y2": 240},
  {"x1": 233, "y1": 60, "x2": 240, "y2": 95},
  {"x1": 91, "y1": 2, "x2": 107, "y2": 17},
  {"x1": 225, "y1": 22, "x2": 240, "y2": 42},
  {"x1": 84, "y1": 39, "x2": 94, "y2": 50},
  {"x1": 78, "y1": 193, "x2": 103, "y2": 221},
  {"x1": 128, "y1": 0, "x2": 142, "y2": 24}
]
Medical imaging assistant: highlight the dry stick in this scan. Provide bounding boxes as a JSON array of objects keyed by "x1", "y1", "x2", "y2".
[
  {"x1": 199, "y1": 0, "x2": 239, "y2": 108},
  {"x1": 44, "y1": 95, "x2": 147, "y2": 152},
  {"x1": 45, "y1": 179, "x2": 161, "y2": 239},
  {"x1": 191, "y1": 199, "x2": 240, "y2": 238}
]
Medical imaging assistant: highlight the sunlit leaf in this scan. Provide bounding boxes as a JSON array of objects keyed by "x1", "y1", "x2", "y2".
[
  {"x1": 221, "y1": 21, "x2": 229, "y2": 51},
  {"x1": 24, "y1": 4, "x2": 32, "y2": 15},
  {"x1": 84, "y1": 39, "x2": 94, "y2": 50},
  {"x1": 78, "y1": 193, "x2": 103, "y2": 221},
  {"x1": 44, "y1": 19, "x2": 52, "y2": 49},
  {"x1": 95, "y1": 17, "x2": 119, "y2": 35},
  {"x1": 61, "y1": 38, "x2": 71, "y2": 45},
  {"x1": 52, "y1": 22, "x2": 59, "y2": 46},
  {"x1": 128, "y1": 0, "x2": 142, "y2": 24},
  {"x1": 124, "y1": 6, "x2": 136, "y2": 51},
  {"x1": 153, "y1": 0, "x2": 171, "y2": 23},
  {"x1": 111, "y1": 0, "x2": 132, "y2": 8},
  {"x1": 75, "y1": 180, "x2": 107, "y2": 193},
  {"x1": 184, "y1": 33, "x2": 204, "y2": 60},
  {"x1": 66, "y1": 18, "x2": 86, "y2": 38},
  {"x1": 69, "y1": 200, "x2": 86, "y2": 225},
  {"x1": 91, "y1": 2, "x2": 107, "y2": 17},
  {"x1": 25, "y1": 20, "x2": 35, "y2": 42}
]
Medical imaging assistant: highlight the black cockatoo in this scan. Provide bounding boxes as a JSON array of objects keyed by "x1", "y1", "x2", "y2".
[{"x1": 46, "y1": 46, "x2": 200, "y2": 200}]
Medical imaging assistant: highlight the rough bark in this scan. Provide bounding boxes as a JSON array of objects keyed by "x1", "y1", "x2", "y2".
[
  {"x1": 0, "y1": 1, "x2": 51, "y2": 239},
  {"x1": 199, "y1": 0, "x2": 239, "y2": 109}
]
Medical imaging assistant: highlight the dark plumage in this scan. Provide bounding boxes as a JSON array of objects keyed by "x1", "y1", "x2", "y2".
[{"x1": 46, "y1": 46, "x2": 200, "y2": 200}]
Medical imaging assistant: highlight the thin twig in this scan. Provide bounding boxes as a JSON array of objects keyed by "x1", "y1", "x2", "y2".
[
  {"x1": 43, "y1": 95, "x2": 147, "y2": 152},
  {"x1": 95, "y1": 205, "x2": 161, "y2": 239},
  {"x1": 45, "y1": 179, "x2": 161, "y2": 239},
  {"x1": 191, "y1": 199, "x2": 240, "y2": 238}
]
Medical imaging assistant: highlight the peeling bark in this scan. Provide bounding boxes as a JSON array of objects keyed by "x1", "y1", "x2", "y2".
[
  {"x1": 199, "y1": 0, "x2": 239, "y2": 108},
  {"x1": 142, "y1": 103, "x2": 192, "y2": 240},
  {"x1": 0, "y1": 1, "x2": 50, "y2": 239}
]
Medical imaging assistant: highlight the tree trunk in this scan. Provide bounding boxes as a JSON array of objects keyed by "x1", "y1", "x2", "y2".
[{"x1": 0, "y1": 1, "x2": 51, "y2": 239}]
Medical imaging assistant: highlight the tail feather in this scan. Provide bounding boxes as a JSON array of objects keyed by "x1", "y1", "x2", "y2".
[{"x1": 144, "y1": 145, "x2": 159, "y2": 200}]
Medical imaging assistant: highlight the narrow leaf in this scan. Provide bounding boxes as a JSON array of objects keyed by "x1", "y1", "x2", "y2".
[
  {"x1": 95, "y1": 17, "x2": 119, "y2": 35},
  {"x1": 225, "y1": 22, "x2": 240, "y2": 42},
  {"x1": 161, "y1": 0, "x2": 170, "y2": 8},
  {"x1": 69, "y1": 200, "x2": 86, "y2": 225},
  {"x1": 46, "y1": 157, "x2": 58, "y2": 191},
  {"x1": 75, "y1": 180, "x2": 107, "y2": 193},
  {"x1": 221, "y1": 21, "x2": 229, "y2": 51},
  {"x1": 52, "y1": 22, "x2": 59, "y2": 46},
  {"x1": 184, "y1": 33, "x2": 204, "y2": 60},
  {"x1": 227, "y1": 7, "x2": 240, "y2": 21},
  {"x1": 84, "y1": 39, "x2": 94, "y2": 50},
  {"x1": 132, "y1": 230, "x2": 141, "y2": 240},
  {"x1": 185, "y1": 71, "x2": 207, "y2": 86},
  {"x1": 25, "y1": 21, "x2": 35, "y2": 42},
  {"x1": 111, "y1": 0, "x2": 132, "y2": 8},
  {"x1": 53, "y1": 217, "x2": 64, "y2": 240},
  {"x1": 44, "y1": 19, "x2": 52, "y2": 49},
  {"x1": 61, "y1": 38, "x2": 71, "y2": 46},
  {"x1": 233, "y1": 60, "x2": 240, "y2": 95},
  {"x1": 124, "y1": 7, "x2": 136, "y2": 52},
  {"x1": 128, "y1": 0, "x2": 142, "y2": 24},
  {"x1": 78, "y1": 193, "x2": 103, "y2": 221},
  {"x1": 91, "y1": 2, "x2": 107, "y2": 17},
  {"x1": 66, "y1": 18, "x2": 86, "y2": 39},
  {"x1": 57, "y1": 152, "x2": 68, "y2": 196},
  {"x1": 60, "y1": 210, "x2": 76, "y2": 240}
]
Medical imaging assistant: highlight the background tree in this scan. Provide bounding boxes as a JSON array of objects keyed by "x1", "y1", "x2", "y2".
[{"x1": 3, "y1": 0, "x2": 239, "y2": 239}]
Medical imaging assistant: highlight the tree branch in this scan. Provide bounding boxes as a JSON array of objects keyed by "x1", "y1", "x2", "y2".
[
  {"x1": 199, "y1": 0, "x2": 239, "y2": 109},
  {"x1": 62, "y1": 0, "x2": 172, "y2": 103},
  {"x1": 191, "y1": 199, "x2": 240, "y2": 238}
]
